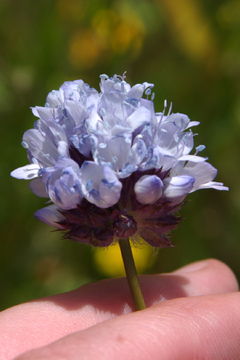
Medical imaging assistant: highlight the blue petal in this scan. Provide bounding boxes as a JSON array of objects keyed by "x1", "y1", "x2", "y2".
[
  {"x1": 134, "y1": 175, "x2": 164, "y2": 204},
  {"x1": 198, "y1": 181, "x2": 229, "y2": 191},
  {"x1": 42, "y1": 159, "x2": 82, "y2": 209},
  {"x1": 181, "y1": 162, "x2": 222, "y2": 192},
  {"x1": 164, "y1": 175, "x2": 195, "y2": 198},
  {"x1": 81, "y1": 162, "x2": 122, "y2": 208},
  {"x1": 35, "y1": 205, "x2": 64, "y2": 228},
  {"x1": 29, "y1": 178, "x2": 48, "y2": 197}
]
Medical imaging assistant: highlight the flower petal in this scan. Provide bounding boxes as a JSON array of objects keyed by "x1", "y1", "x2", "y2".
[
  {"x1": 127, "y1": 105, "x2": 151, "y2": 131},
  {"x1": 29, "y1": 178, "x2": 48, "y2": 197},
  {"x1": 22, "y1": 128, "x2": 58, "y2": 166},
  {"x1": 198, "y1": 181, "x2": 229, "y2": 191},
  {"x1": 183, "y1": 162, "x2": 218, "y2": 191},
  {"x1": 186, "y1": 121, "x2": 200, "y2": 129},
  {"x1": 179, "y1": 155, "x2": 206, "y2": 162},
  {"x1": 11, "y1": 164, "x2": 40, "y2": 179},
  {"x1": 166, "y1": 113, "x2": 190, "y2": 130},
  {"x1": 42, "y1": 159, "x2": 82, "y2": 210},
  {"x1": 134, "y1": 175, "x2": 163, "y2": 204},
  {"x1": 131, "y1": 136, "x2": 147, "y2": 165},
  {"x1": 46, "y1": 89, "x2": 64, "y2": 107},
  {"x1": 164, "y1": 175, "x2": 195, "y2": 198},
  {"x1": 35, "y1": 205, "x2": 64, "y2": 228},
  {"x1": 94, "y1": 135, "x2": 132, "y2": 173},
  {"x1": 81, "y1": 162, "x2": 122, "y2": 208}
]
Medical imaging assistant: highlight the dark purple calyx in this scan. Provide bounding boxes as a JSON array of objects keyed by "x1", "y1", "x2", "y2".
[
  {"x1": 58, "y1": 167, "x2": 182, "y2": 247},
  {"x1": 113, "y1": 213, "x2": 137, "y2": 238}
]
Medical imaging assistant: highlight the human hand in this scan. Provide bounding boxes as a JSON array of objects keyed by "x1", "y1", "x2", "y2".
[{"x1": 0, "y1": 259, "x2": 239, "y2": 360}]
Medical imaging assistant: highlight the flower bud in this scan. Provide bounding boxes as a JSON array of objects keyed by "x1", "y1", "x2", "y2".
[{"x1": 134, "y1": 175, "x2": 163, "y2": 204}]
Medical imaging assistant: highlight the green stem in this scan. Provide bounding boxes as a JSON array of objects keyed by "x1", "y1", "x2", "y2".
[{"x1": 119, "y1": 238, "x2": 146, "y2": 311}]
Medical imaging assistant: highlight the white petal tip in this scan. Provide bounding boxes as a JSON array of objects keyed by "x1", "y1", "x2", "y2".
[{"x1": 11, "y1": 164, "x2": 40, "y2": 180}]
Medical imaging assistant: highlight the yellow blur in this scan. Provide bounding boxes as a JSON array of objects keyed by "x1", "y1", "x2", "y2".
[{"x1": 93, "y1": 237, "x2": 155, "y2": 277}]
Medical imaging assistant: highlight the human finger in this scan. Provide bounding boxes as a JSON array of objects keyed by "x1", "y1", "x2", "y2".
[
  {"x1": 0, "y1": 259, "x2": 238, "y2": 360},
  {"x1": 15, "y1": 292, "x2": 240, "y2": 360}
]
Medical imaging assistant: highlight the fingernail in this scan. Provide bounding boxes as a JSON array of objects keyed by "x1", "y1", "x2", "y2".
[{"x1": 175, "y1": 260, "x2": 209, "y2": 274}]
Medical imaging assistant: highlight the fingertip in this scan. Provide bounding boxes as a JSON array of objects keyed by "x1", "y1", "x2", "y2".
[{"x1": 172, "y1": 258, "x2": 239, "y2": 295}]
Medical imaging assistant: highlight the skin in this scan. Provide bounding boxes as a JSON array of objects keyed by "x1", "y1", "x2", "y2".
[{"x1": 0, "y1": 259, "x2": 239, "y2": 360}]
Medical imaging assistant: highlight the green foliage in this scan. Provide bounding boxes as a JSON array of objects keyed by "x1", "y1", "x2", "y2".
[{"x1": 0, "y1": 0, "x2": 239, "y2": 310}]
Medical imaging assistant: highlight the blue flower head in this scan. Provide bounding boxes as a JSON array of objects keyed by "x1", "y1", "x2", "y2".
[{"x1": 11, "y1": 74, "x2": 228, "y2": 247}]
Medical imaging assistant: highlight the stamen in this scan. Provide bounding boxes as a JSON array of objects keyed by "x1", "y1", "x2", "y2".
[
  {"x1": 122, "y1": 71, "x2": 127, "y2": 80},
  {"x1": 195, "y1": 145, "x2": 206, "y2": 154},
  {"x1": 167, "y1": 101, "x2": 173, "y2": 116}
]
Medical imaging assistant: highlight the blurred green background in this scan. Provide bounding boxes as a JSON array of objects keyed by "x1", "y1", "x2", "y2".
[{"x1": 0, "y1": 0, "x2": 239, "y2": 311}]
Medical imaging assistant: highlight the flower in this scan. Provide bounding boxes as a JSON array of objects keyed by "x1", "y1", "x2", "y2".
[{"x1": 11, "y1": 74, "x2": 228, "y2": 247}]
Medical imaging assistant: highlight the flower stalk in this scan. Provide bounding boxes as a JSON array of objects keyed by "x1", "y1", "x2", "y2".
[{"x1": 119, "y1": 238, "x2": 146, "y2": 311}]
